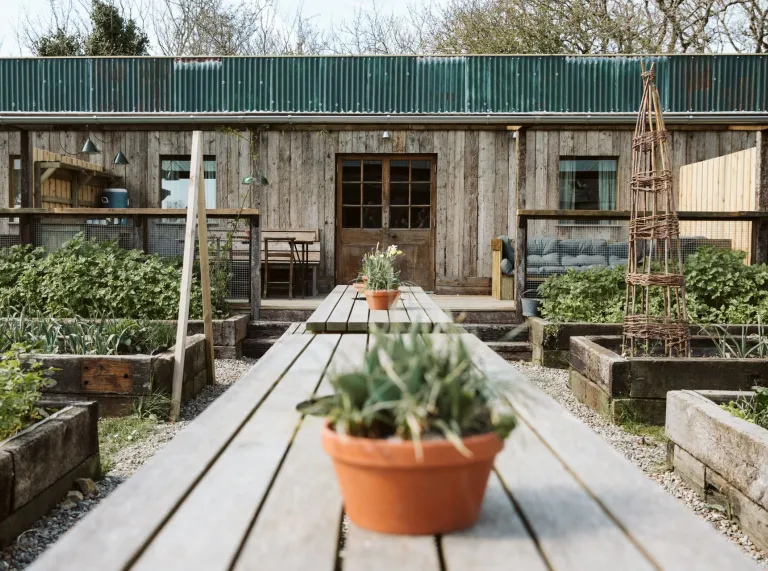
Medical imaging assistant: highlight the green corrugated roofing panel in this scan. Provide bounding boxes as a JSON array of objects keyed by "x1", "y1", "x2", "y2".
[{"x1": 0, "y1": 55, "x2": 766, "y2": 115}]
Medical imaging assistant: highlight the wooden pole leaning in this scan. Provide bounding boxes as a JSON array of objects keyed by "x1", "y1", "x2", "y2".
[
  {"x1": 195, "y1": 137, "x2": 216, "y2": 386},
  {"x1": 170, "y1": 131, "x2": 203, "y2": 422}
]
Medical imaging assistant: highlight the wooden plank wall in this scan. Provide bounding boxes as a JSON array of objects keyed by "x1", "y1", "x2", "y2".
[
  {"x1": 0, "y1": 127, "x2": 758, "y2": 284},
  {"x1": 522, "y1": 129, "x2": 757, "y2": 239},
  {"x1": 32, "y1": 148, "x2": 103, "y2": 209},
  {"x1": 254, "y1": 130, "x2": 513, "y2": 282},
  {"x1": 679, "y1": 148, "x2": 756, "y2": 259}
]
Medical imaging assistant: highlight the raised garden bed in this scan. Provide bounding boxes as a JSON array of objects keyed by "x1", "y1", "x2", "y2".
[
  {"x1": 35, "y1": 334, "x2": 209, "y2": 416},
  {"x1": 568, "y1": 335, "x2": 768, "y2": 425},
  {"x1": 182, "y1": 315, "x2": 248, "y2": 359},
  {"x1": 0, "y1": 399, "x2": 99, "y2": 547},
  {"x1": 666, "y1": 390, "x2": 768, "y2": 552},
  {"x1": 528, "y1": 317, "x2": 621, "y2": 368}
]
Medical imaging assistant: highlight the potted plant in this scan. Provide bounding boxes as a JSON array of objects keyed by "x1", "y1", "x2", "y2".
[
  {"x1": 352, "y1": 273, "x2": 367, "y2": 293},
  {"x1": 362, "y1": 245, "x2": 403, "y2": 310},
  {"x1": 297, "y1": 328, "x2": 517, "y2": 535}
]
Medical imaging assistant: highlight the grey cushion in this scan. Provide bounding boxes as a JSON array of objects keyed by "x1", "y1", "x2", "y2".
[
  {"x1": 608, "y1": 242, "x2": 629, "y2": 258},
  {"x1": 562, "y1": 254, "x2": 607, "y2": 267},
  {"x1": 527, "y1": 237, "x2": 558, "y2": 256},
  {"x1": 539, "y1": 266, "x2": 567, "y2": 275},
  {"x1": 609, "y1": 256, "x2": 628, "y2": 267},
  {"x1": 558, "y1": 239, "x2": 608, "y2": 257},
  {"x1": 528, "y1": 252, "x2": 560, "y2": 267},
  {"x1": 500, "y1": 258, "x2": 514, "y2": 276},
  {"x1": 499, "y1": 235, "x2": 515, "y2": 263}
]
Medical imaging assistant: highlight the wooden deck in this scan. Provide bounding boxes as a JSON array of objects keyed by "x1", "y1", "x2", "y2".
[{"x1": 27, "y1": 333, "x2": 759, "y2": 571}]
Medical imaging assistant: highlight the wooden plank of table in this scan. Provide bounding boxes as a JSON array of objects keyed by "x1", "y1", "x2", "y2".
[
  {"x1": 411, "y1": 287, "x2": 453, "y2": 329},
  {"x1": 26, "y1": 335, "x2": 314, "y2": 571},
  {"x1": 368, "y1": 308, "x2": 389, "y2": 331},
  {"x1": 343, "y1": 527, "x2": 441, "y2": 571},
  {"x1": 497, "y1": 423, "x2": 655, "y2": 570},
  {"x1": 460, "y1": 334, "x2": 760, "y2": 571},
  {"x1": 326, "y1": 286, "x2": 357, "y2": 332},
  {"x1": 401, "y1": 288, "x2": 431, "y2": 328},
  {"x1": 441, "y1": 473, "x2": 548, "y2": 571},
  {"x1": 348, "y1": 297, "x2": 370, "y2": 333},
  {"x1": 233, "y1": 335, "x2": 369, "y2": 570},
  {"x1": 132, "y1": 335, "x2": 342, "y2": 571},
  {"x1": 387, "y1": 296, "x2": 410, "y2": 333},
  {"x1": 278, "y1": 322, "x2": 300, "y2": 342},
  {"x1": 295, "y1": 322, "x2": 307, "y2": 334},
  {"x1": 306, "y1": 285, "x2": 347, "y2": 332}
]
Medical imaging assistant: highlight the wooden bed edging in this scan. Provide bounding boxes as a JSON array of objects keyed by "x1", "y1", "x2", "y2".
[
  {"x1": 0, "y1": 400, "x2": 99, "y2": 548},
  {"x1": 33, "y1": 334, "x2": 209, "y2": 416},
  {"x1": 666, "y1": 390, "x2": 768, "y2": 552}
]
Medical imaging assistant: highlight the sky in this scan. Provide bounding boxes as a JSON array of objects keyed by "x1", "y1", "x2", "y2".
[{"x1": 0, "y1": 0, "x2": 416, "y2": 56}]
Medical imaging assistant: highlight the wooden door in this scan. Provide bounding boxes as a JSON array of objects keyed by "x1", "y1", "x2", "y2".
[{"x1": 337, "y1": 156, "x2": 436, "y2": 290}]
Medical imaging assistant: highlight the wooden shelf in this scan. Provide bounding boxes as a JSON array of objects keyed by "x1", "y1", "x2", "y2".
[
  {"x1": 38, "y1": 161, "x2": 121, "y2": 185},
  {"x1": 0, "y1": 208, "x2": 259, "y2": 218}
]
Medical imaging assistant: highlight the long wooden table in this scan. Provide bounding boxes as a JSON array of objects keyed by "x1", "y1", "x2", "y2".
[
  {"x1": 305, "y1": 285, "x2": 453, "y2": 332},
  {"x1": 28, "y1": 334, "x2": 758, "y2": 571}
]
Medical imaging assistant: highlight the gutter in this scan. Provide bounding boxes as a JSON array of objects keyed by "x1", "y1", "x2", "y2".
[{"x1": 1, "y1": 112, "x2": 768, "y2": 126}]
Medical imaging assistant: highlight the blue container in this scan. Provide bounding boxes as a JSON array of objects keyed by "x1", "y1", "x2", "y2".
[{"x1": 101, "y1": 188, "x2": 129, "y2": 224}]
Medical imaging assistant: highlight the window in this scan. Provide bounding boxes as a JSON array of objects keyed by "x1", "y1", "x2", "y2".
[
  {"x1": 340, "y1": 157, "x2": 432, "y2": 229},
  {"x1": 161, "y1": 155, "x2": 216, "y2": 209},
  {"x1": 9, "y1": 155, "x2": 21, "y2": 208},
  {"x1": 559, "y1": 158, "x2": 617, "y2": 211}
]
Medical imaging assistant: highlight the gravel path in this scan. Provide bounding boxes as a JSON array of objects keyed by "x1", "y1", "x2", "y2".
[
  {"x1": 0, "y1": 358, "x2": 255, "y2": 571},
  {"x1": 513, "y1": 361, "x2": 768, "y2": 568}
]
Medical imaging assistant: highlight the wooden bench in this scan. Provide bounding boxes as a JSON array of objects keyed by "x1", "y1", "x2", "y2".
[
  {"x1": 491, "y1": 238, "x2": 515, "y2": 300},
  {"x1": 261, "y1": 229, "x2": 320, "y2": 298},
  {"x1": 27, "y1": 332, "x2": 759, "y2": 571}
]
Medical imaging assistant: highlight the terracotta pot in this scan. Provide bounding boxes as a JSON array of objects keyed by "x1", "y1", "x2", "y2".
[
  {"x1": 364, "y1": 289, "x2": 400, "y2": 310},
  {"x1": 322, "y1": 424, "x2": 502, "y2": 535},
  {"x1": 353, "y1": 282, "x2": 366, "y2": 292}
]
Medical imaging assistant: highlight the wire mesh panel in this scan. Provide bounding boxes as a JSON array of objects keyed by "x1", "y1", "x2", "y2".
[
  {"x1": 520, "y1": 219, "x2": 749, "y2": 295},
  {"x1": 32, "y1": 218, "x2": 136, "y2": 253},
  {"x1": 0, "y1": 218, "x2": 20, "y2": 251}
]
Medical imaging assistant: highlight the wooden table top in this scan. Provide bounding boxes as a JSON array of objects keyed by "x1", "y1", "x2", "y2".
[
  {"x1": 28, "y1": 334, "x2": 758, "y2": 571},
  {"x1": 305, "y1": 285, "x2": 453, "y2": 333}
]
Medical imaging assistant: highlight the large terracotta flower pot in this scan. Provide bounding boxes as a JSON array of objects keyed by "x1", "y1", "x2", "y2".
[
  {"x1": 364, "y1": 289, "x2": 400, "y2": 310},
  {"x1": 322, "y1": 423, "x2": 503, "y2": 535}
]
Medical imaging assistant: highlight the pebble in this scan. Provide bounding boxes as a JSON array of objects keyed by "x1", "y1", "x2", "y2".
[
  {"x1": 513, "y1": 361, "x2": 768, "y2": 568},
  {"x1": 0, "y1": 358, "x2": 255, "y2": 571}
]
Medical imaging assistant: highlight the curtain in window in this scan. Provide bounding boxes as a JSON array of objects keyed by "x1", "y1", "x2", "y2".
[
  {"x1": 559, "y1": 160, "x2": 577, "y2": 209},
  {"x1": 598, "y1": 159, "x2": 617, "y2": 210}
]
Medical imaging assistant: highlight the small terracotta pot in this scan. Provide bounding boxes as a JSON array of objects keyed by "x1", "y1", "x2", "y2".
[
  {"x1": 353, "y1": 282, "x2": 366, "y2": 292},
  {"x1": 364, "y1": 289, "x2": 400, "y2": 310},
  {"x1": 322, "y1": 423, "x2": 503, "y2": 535}
]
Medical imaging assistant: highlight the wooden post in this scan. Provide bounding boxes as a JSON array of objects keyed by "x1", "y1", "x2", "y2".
[
  {"x1": 33, "y1": 161, "x2": 42, "y2": 208},
  {"x1": 18, "y1": 130, "x2": 32, "y2": 245},
  {"x1": 195, "y1": 135, "x2": 216, "y2": 386},
  {"x1": 515, "y1": 215, "x2": 528, "y2": 324},
  {"x1": 131, "y1": 215, "x2": 146, "y2": 253},
  {"x1": 250, "y1": 214, "x2": 261, "y2": 321},
  {"x1": 170, "y1": 132, "x2": 204, "y2": 421},
  {"x1": 754, "y1": 130, "x2": 768, "y2": 265}
]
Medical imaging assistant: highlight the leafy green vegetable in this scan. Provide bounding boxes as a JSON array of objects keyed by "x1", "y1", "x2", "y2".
[
  {"x1": 297, "y1": 326, "x2": 517, "y2": 457},
  {"x1": 538, "y1": 266, "x2": 626, "y2": 323},
  {"x1": 0, "y1": 348, "x2": 55, "y2": 441},
  {"x1": 0, "y1": 234, "x2": 229, "y2": 319},
  {"x1": 721, "y1": 386, "x2": 768, "y2": 429}
]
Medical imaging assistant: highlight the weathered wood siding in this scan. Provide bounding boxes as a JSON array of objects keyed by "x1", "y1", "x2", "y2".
[{"x1": 0, "y1": 127, "x2": 757, "y2": 285}]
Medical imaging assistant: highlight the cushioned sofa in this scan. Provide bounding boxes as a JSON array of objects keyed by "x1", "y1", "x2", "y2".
[{"x1": 498, "y1": 235, "x2": 729, "y2": 278}]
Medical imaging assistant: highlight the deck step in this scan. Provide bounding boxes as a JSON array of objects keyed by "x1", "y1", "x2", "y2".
[
  {"x1": 484, "y1": 341, "x2": 533, "y2": 362},
  {"x1": 460, "y1": 323, "x2": 528, "y2": 342},
  {"x1": 247, "y1": 320, "x2": 294, "y2": 337},
  {"x1": 242, "y1": 336, "x2": 285, "y2": 358}
]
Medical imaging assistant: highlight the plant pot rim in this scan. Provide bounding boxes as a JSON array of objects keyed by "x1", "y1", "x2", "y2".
[
  {"x1": 363, "y1": 288, "x2": 400, "y2": 295},
  {"x1": 321, "y1": 422, "x2": 503, "y2": 468}
]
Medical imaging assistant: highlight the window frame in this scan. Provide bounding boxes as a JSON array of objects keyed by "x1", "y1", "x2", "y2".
[
  {"x1": 159, "y1": 154, "x2": 217, "y2": 210},
  {"x1": 557, "y1": 155, "x2": 619, "y2": 226},
  {"x1": 9, "y1": 154, "x2": 21, "y2": 208}
]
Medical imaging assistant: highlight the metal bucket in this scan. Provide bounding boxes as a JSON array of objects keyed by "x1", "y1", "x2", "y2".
[{"x1": 521, "y1": 290, "x2": 541, "y2": 318}]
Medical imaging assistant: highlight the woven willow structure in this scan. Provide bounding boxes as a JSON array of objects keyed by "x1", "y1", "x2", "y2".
[{"x1": 623, "y1": 65, "x2": 690, "y2": 356}]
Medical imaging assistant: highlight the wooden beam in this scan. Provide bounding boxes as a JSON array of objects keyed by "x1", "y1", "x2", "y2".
[
  {"x1": 517, "y1": 209, "x2": 768, "y2": 221},
  {"x1": 170, "y1": 135, "x2": 203, "y2": 422},
  {"x1": 40, "y1": 167, "x2": 59, "y2": 184},
  {"x1": 515, "y1": 216, "x2": 527, "y2": 324},
  {"x1": 754, "y1": 130, "x2": 768, "y2": 265},
  {"x1": 194, "y1": 131, "x2": 216, "y2": 386},
  {"x1": 250, "y1": 215, "x2": 261, "y2": 321},
  {"x1": 18, "y1": 130, "x2": 32, "y2": 245}
]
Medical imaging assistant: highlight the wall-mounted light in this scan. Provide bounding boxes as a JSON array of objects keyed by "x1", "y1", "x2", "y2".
[
  {"x1": 113, "y1": 151, "x2": 129, "y2": 165},
  {"x1": 81, "y1": 137, "x2": 99, "y2": 153},
  {"x1": 382, "y1": 131, "x2": 392, "y2": 140}
]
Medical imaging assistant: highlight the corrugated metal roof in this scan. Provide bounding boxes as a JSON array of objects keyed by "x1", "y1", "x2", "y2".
[{"x1": 0, "y1": 55, "x2": 766, "y2": 115}]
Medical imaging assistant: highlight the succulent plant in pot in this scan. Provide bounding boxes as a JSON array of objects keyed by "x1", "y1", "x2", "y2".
[
  {"x1": 296, "y1": 326, "x2": 517, "y2": 535},
  {"x1": 361, "y1": 245, "x2": 403, "y2": 310}
]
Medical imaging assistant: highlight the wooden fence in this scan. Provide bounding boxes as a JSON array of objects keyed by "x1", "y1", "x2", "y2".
[{"x1": 678, "y1": 148, "x2": 756, "y2": 260}]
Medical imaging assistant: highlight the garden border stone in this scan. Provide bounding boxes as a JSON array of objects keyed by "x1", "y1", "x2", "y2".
[
  {"x1": 568, "y1": 335, "x2": 768, "y2": 425},
  {"x1": 32, "y1": 334, "x2": 209, "y2": 416},
  {"x1": 0, "y1": 400, "x2": 99, "y2": 548},
  {"x1": 666, "y1": 390, "x2": 768, "y2": 552}
]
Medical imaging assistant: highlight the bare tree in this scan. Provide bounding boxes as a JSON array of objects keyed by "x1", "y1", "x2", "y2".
[
  {"x1": 327, "y1": 1, "x2": 428, "y2": 54},
  {"x1": 718, "y1": 0, "x2": 768, "y2": 52}
]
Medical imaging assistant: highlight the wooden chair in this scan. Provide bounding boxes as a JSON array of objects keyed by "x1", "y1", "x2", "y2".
[{"x1": 261, "y1": 229, "x2": 320, "y2": 298}]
